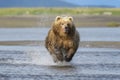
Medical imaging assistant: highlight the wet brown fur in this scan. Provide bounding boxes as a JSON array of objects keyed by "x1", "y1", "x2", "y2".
[{"x1": 45, "y1": 16, "x2": 80, "y2": 62}]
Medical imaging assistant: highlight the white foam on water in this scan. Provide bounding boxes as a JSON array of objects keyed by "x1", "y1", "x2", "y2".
[
  {"x1": 26, "y1": 49, "x2": 55, "y2": 65},
  {"x1": 25, "y1": 49, "x2": 72, "y2": 66},
  {"x1": 17, "y1": 47, "x2": 70, "y2": 66},
  {"x1": 11, "y1": 50, "x2": 55, "y2": 66},
  {"x1": 0, "y1": 45, "x2": 72, "y2": 66}
]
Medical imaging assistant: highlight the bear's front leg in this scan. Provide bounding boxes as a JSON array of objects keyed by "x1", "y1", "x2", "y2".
[
  {"x1": 65, "y1": 48, "x2": 76, "y2": 62},
  {"x1": 53, "y1": 46, "x2": 64, "y2": 62}
]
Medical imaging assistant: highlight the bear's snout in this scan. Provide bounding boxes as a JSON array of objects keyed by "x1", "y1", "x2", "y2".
[
  {"x1": 64, "y1": 26, "x2": 70, "y2": 34},
  {"x1": 65, "y1": 26, "x2": 69, "y2": 30}
]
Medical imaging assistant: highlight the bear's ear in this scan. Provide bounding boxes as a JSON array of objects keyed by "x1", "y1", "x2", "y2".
[
  {"x1": 68, "y1": 17, "x2": 73, "y2": 21},
  {"x1": 55, "y1": 16, "x2": 61, "y2": 21}
]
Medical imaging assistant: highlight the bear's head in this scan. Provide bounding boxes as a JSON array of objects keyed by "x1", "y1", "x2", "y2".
[{"x1": 52, "y1": 16, "x2": 75, "y2": 37}]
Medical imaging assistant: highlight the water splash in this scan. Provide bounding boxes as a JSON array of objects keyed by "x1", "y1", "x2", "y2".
[
  {"x1": 25, "y1": 48, "x2": 71, "y2": 66},
  {"x1": 26, "y1": 49, "x2": 55, "y2": 65},
  {"x1": 0, "y1": 45, "x2": 72, "y2": 66}
]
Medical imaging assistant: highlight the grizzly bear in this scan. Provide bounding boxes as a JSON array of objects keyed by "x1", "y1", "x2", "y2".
[{"x1": 45, "y1": 16, "x2": 80, "y2": 62}]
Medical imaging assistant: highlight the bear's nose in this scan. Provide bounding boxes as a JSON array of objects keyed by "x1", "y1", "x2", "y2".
[{"x1": 65, "y1": 26, "x2": 67, "y2": 29}]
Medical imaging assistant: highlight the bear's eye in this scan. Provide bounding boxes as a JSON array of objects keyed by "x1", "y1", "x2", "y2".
[{"x1": 67, "y1": 23, "x2": 70, "y2": 26}]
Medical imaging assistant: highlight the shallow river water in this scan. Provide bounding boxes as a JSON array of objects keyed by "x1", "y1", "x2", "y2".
[{"x1": 0, "y1": 28, "x2": 120, "y2": 80}]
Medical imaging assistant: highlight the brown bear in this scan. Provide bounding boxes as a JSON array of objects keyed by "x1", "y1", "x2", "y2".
[{"x1": 45, "y1": 16, "x2": 80, "y2": 62}]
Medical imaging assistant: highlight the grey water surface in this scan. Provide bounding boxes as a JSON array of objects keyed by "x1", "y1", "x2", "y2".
[
  {"x1": 0, "y1": 28, "x2": 120, "y2": 41},
  {"x1": 0, "y1": 27, "x2": 120, "y2": 80}
]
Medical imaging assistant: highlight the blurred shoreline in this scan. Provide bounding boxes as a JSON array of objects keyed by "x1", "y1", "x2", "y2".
[{"x1": 0, "y1": 15, "x2": 120, "y2": 28}]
